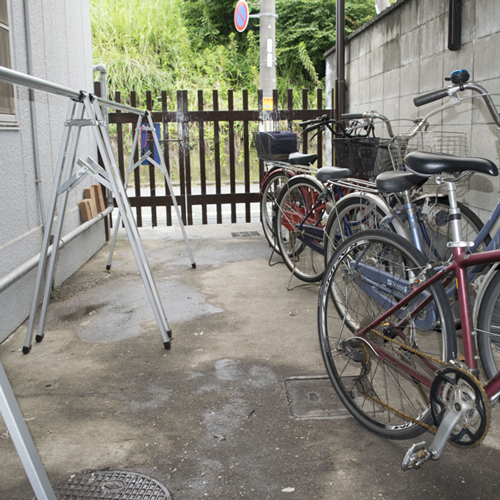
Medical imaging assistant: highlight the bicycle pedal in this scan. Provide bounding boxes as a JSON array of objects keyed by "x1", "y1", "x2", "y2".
[{"x1": 402, "y1": 442, "x2": 432, "y2": 471}]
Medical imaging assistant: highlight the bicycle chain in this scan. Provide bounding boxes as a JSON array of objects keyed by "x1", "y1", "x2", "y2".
[
  {"x1": 360, "y1": 326, "x2": 441, "y2": 433},
  {"x1": 361, "y1": 325, "x2": 492, "y2": 443}
]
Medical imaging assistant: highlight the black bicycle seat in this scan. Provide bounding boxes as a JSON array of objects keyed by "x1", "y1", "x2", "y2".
[
  {"x1": 288, "y1": 152, "x2": 318, "y2": 166},
  {"x1": 405, "y1": 151, "x2": 498, "y2": 177},
  {"x1": 376, "y1": 170, "x2": 427, "y2": 193},
  {"x1": 316, "y1": 166, "x2": 351, "y2": 183}
]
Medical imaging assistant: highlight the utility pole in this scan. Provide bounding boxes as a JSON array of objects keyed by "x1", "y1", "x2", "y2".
[{"x1": 259, "y1": 0, "x2": 276, "y2": 111}]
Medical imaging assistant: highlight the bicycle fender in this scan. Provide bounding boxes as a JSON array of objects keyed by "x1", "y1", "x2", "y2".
[
  {"x1": 473, "y1": 262, "x2": 500, "y2": 327},
  {"x1": 289, "y1": 173, "x2": 326, "y2": 191},
  {"x1": 259, "y1": 167, "x2": 293, "y2": 199},
  {"x1": 329, "y1": 191, "x2": 408, "y2": 239}
]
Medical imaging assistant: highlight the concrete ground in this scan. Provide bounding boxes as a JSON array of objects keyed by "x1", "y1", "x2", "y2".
[{"x1": 1, "y1": 222, "x2": 500, "y2": 499}]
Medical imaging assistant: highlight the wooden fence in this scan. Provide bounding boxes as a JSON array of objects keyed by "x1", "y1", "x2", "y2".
[{"x1": 98, "y1": 84, "x2": 335, "y2": 226}]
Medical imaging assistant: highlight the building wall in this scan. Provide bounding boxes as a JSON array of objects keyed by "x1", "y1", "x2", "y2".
[
  {"x1": 0, "y1": 0, "x2": 105, "y2": 342},
  {"x1": 325, "y1": 0, "x2": 500, "y2": 222}
]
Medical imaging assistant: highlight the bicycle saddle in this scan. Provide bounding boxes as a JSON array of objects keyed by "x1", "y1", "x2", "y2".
[
  {"x1": 316, "y1": 166, "x2": 351, "y2": 183},
  {"x1": 288, "y1": 152, "x2": 318, "y2": 166},
  {"x1": 376, "y1": 170, "x2": 427, "y2": 193},
  {"x1": 405, "y1": 151, "x2": 498, "y2": 177}
]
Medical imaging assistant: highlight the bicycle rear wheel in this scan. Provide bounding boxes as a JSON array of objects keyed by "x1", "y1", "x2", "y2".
[
  {"x1": 260, "y1": 168, "x2": 291, "y2": 254},
  {"x1": 412, "y1": 196, "x2": 488, "y2": 263},
  {"x1": 274, "y1": 175, "x2": 326, "y2": 282},
  {"x1": 323, "y1": 195, "x2": 394, "y2": 265},
  {"x1": 318, "y1": 230, "x2": 457, "y2": 439}
]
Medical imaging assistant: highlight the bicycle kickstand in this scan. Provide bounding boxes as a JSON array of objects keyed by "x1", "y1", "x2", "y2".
[{"x1": 402, "y1": 393, "x2": 475, "y2": 470}]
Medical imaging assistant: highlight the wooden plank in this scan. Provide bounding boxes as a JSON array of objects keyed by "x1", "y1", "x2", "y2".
[
  {"x1": 161, "y1": 91, "x2": 172, "y2": 226},
  {"x1": 198, "y1": 90, "x2": 208, "y2": 225},
  {"x1": 243, "y1": 89, "x2": 251, "y2": 223},
  {"x1": 228, "y1": 90, "x2": 236, "y2": 223},
  {"x1": 146, "y1": 90, "x2": 157, "y2": 227},
  {"x1": 213, "y1": 89, "x2": 222, "y2": 224},
  {"x1": 130, "y1": 91, "x2": 142, "y2": 227}
]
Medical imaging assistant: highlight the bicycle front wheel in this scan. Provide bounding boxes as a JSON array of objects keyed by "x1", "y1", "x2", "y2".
[
  {"x1": 274, "y1": 175, "x2": 326, "y2": 282},
  {"x1": 477, "y1": 269, "x2": 500, "y2": 380},
  {"x1": 318, "y1": 230, "x2": 457, "y2": 439}
]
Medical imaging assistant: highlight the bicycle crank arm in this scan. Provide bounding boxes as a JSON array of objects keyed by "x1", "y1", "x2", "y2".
[{"x1": 402, "y1": 389, "x2": 474, "y2": 470}]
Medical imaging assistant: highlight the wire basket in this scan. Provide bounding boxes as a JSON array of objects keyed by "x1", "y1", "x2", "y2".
[
  {"x1": 333, "y1": 137, "x2": 393, "y2": 181},
  {"x1": 389, "y1": 131, "x2": 469, "y2": 170},
  {"x1": 253, "y1": 131, "x2": 298, "y2": 161}
]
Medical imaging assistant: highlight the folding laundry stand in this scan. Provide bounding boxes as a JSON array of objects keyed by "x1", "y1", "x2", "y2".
[
  {"x1": 0, "y1": 362, "x2": 57, "y2": 500},
  {"x1": 0, "y1": 66, "x2": 195, "y2": 353},
  {"x1": 0, "y1": 65, "x2": 196, "y2": 498}
]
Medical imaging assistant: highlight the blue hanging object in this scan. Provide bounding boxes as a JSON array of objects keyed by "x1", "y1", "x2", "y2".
[{"x1": 141, "y1": 123, "x2": 161, "y2": 165}]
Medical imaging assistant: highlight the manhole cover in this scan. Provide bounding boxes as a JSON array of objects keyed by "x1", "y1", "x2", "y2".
[
  {"x1": 55, "y1": 470, "x2": 171, "y2": 499},
  {"x1": 285, "y1": 376, "x2": 353, "y2": 419}
]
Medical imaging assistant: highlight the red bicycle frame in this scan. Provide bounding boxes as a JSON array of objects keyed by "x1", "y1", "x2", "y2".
[{"x1": 357, "y1": 245, "x2": 500, "y2": 403}]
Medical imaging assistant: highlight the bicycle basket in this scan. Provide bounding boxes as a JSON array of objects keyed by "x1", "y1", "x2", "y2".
[
  {"x1": 253, "y1": 131, "x2": 298, "y2": 161},
  {"x1": 333, "y1": 137, "x2": 393, "y2": 181},
  {"x1": 389, "y1": 131, "x2": 469, "y2": 170}
]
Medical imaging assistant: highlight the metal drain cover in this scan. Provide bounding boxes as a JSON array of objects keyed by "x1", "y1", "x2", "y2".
[
  {"x1": 55, "y1": 470, "x2": 171, "y2": 499},
  {"x1": 231, "y1": 231, "x2": 260, "y2": 237}
]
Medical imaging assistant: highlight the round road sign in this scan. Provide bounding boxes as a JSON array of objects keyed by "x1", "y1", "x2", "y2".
[{"x1": 234, "y1": 0, "x2": 249, "y2": 32}]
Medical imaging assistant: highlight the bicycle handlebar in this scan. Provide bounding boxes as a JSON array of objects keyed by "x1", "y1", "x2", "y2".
[
  {"x1": 412, "y1": 71, "x2": 500, "y2": 129},
  {"x1": 413, "y1": 88, "x2": 450, "y2": 107}
]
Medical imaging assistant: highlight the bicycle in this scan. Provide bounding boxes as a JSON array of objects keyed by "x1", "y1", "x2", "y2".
[
  {"x1": 317, "y1": 70, "x2": 500, "y2": 469},
  {"x1": 273, "y1": 105, "x2": 484, "y2": 283},
  {"x1": 257, "y1": 114, "x2": 373, "y2": 254}
]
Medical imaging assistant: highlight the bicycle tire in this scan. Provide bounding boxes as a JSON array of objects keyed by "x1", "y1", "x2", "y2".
[
  {"x1": 260, "y1": 168, "x2": 292, "y2": 254},
  {"x1": 323, "y1": 195, "x2": 395, "y2": 265},
  {"x1": 274, "y1": 175, "x2": 326, "y2": 282},
  {"x1": 318, "y1": 230, "x2": 457, "y2": 440},
  {"x1": 477, "y1": 269, "x2": 500, "y2": 380}
]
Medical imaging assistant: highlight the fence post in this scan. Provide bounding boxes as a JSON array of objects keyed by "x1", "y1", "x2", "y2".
[
  {"x1": 198, "y1": 90, "x2": 208, "y2": 225},
  {"x1": 176, "y1": 90, "x2": 187, "y2": 225},
  {"x1": 161, "y1": 90, "x2": 173, "y2": 226}
]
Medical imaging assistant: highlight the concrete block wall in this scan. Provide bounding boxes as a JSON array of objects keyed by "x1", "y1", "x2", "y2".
[
  {"x1": 325, "y1": 0, "x2": 500, "y2": 222},
  {"x1": 0, "y1": 0, "x2": 105, "y2": 342}
]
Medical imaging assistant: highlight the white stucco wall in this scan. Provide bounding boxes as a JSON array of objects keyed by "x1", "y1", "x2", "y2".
[
  {"x1": 325, "y1": 0, "x2": 500, "y2": 223},
  {"x1": 0, "y1": 0, "x2": 105, "y2": 342}
]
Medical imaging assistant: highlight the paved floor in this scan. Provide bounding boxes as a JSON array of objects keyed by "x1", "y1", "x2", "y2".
[{"x1": 1, "y1": 222, "x2": 500, "y2": 499}]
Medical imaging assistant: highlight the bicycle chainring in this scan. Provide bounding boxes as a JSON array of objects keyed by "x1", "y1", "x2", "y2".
[{"x1": 430, "y1": 366, "x2": 490, "y2": 447}]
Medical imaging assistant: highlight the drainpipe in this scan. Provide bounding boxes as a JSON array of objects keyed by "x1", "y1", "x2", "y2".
[
  {"x1": 23, "y1": 0, "x2": 46, "y2": 229},
  {"x1": 93, "y1": 64, "x2": 108, "y2": 126},
  {"x1": 336, "y1": 0, "x2": 346, "y2": 118},
  {"x1": 92, "y1": 64, "x2": 112, "y2": 214},
  {"x1": 0, "y1": 206, "x2": 113, "y2": 294}
]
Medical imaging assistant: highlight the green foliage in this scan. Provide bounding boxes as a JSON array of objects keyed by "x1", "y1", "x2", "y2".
[
  {"x1": 91, "y1": 0, "x2": 376, "y2": 108},
  {"x1": 345, "y1": 0, "x2": 378, "y2": 33}
]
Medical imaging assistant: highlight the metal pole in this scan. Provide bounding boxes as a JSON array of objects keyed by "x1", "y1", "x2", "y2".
[
  {"x1": 336, "y1": 0, "x2": 346, "y2": 118},
  {"x1": 0, "y1": 66, "x2": 145, "y2": 115},
  {"x1": 0, "y1": 362, "x2": 57, "y2": 500},
  {"x1": 259, "y1": 0, "x2": 276, "y2": 107}
]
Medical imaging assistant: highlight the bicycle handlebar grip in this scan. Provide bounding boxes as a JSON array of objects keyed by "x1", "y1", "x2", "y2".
[
  {"x1": 413, "y1": 88, "x2": 450, "y2": 107},
  {"x1": 341, "y1": 113, "x2": 364, "y2": 120},
  {"x1": 302, "y1": 123, "x2": 322, "y2": 133}
]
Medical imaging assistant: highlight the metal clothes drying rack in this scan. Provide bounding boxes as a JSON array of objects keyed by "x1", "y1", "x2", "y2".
[
  {"x1": 0, "y1": 66, "x2": 195, "y2": 354},
  {"x1": 0, "y1": 361, "x2": 57, "y2": 500},
  {"x1": 105, "y1": 117, "x2": 194, "y2": 270}
]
